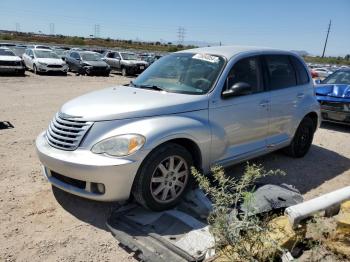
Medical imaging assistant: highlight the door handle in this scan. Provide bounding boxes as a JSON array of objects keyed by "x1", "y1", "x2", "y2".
[
  {"x1": 259, "y1": 100, "x2": 269, "y2": 107},
  {"x1": 297, "y1": 93, "x2": 305, "y2": 99}
]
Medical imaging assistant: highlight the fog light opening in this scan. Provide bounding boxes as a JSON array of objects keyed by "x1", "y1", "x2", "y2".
[{"x1": 91, "y1": 183, "x2": 105, "y2": 194}]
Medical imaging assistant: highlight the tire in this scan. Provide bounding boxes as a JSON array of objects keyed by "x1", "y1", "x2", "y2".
[
  {"x1": 132, "y1": 143, "x2": 193, "y2": 211},
  {"x1": 121, "y1": 67, "x2": 127, "y2": 77},
  {"x1": 33, "y1": 64, "x2": 38, "y2": 75},
  {"x1": 284, "y1": 116, "x2": 315, "y2": 158}
]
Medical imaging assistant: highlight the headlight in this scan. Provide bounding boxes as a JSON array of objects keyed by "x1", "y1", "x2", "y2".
[
  {"x1": 91, "y1": 134, "x2": 145, "y2": 157},
  {"x1": 38, "y1": 62, "x2": 47, "y2": 66}
]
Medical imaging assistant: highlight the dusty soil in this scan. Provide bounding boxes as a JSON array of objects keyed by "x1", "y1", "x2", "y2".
[{"x1": 1, "y1": 72, "x2": 349, "y2": 261}]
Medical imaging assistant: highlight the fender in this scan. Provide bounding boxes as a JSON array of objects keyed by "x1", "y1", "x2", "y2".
[{"x1": 81, "y1": 110, "x2": 212, "y2": 171}]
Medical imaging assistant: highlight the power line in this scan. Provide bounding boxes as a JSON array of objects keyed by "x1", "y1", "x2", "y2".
[
  {"x1": 177, "y1": 26, "x2": 186, "y2": 45},
  {"x1": 322, "y1": 20, "x2": 331, "y2": 58}
]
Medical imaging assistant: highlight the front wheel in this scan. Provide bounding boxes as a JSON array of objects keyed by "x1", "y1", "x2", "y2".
[
  {"x1": 132, "y1": 143, "x2": 193, "y2": 211},
  {"x1": 33, "y1": 64, "x2": 38, "y2": 74},
  {"x1": 284, "y1": 116, "x2": 315, "y2": 158},
  {"x1": 121, "y1": 67, "x2": 127, "y2": 77}
]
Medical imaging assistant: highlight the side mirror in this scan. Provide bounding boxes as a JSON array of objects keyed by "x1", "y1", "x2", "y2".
[{"x1": 222, "y1": 82, "x2": 252, "y2": 98}]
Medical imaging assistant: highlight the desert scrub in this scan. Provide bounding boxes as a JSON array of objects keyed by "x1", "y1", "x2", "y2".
[{"x1": 192, "y1": 164, "x2": 288, "y2": 261}]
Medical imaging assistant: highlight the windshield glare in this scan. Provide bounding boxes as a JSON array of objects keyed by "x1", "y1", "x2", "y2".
[
  {"x1": 121, "y1": 52, "x2": 138, "y2": 60},
  {"x1": 81, "y1": 53, "x2": 102, "y2": 61},
  {"x1": 322, "y1": 71, "x2": 350, "y2": 85},
  {"x1": 133, "y1": 53, "x2": 225, "y2": 94},
  {"x1": 0, "y1": 49, "x2": 15, "y2": 56},
  {"x1": 34, "y1": 50, "x2": 59, "y2": 59}
]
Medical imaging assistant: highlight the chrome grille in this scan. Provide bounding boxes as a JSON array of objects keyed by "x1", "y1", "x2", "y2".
[{"x1": 46, "y1": 113, "x2": 93, "y2": 150}]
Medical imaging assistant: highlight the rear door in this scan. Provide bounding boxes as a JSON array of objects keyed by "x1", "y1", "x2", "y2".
[
  {"x1": 209, "y1": 56, "x2": 270, "y2": 165},
  {"x1": 262, "y1": 54, "x2": 304, "y2": 148}
]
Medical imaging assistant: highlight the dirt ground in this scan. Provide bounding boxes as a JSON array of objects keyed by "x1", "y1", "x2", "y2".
[{"x1": 1, "y1": 72, "x2": 349, "y2": 261}]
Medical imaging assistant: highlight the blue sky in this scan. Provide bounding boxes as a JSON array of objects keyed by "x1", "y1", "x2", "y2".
[{"x1": 0, "y1": 0, "x2": 349, "y2": 56}]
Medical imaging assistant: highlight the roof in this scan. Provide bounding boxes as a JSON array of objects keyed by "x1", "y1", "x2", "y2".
[{"x1": 179, "y1": 45, "x2": 285, "y2": 60}]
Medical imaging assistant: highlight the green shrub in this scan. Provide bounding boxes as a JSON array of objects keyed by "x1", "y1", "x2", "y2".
[{"x1": 192, "y1": 164, "x2": 286, "y2": 261}]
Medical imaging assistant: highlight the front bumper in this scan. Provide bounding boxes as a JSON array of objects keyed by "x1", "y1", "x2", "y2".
[
  {"x1": 319, "y1": 100, "x2": 350, "y2": 124},
  {"x1": 35, "y1": 132, "x2": 141, "y2": 201},
  {"x1": 37, "y1": 64, "x2": 68, "y2": 73},
  {"x1": 126, "y1": 64, "x2": 147, "y2": 74},
  {"x1": 0, "y1": 65, "x2": 25, "y2": 74}
]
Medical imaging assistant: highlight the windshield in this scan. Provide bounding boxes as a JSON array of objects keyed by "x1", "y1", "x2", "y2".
[
  {"x1": 132, "y1": 53, "x2": 225, "y2": 95},
  {"x1": 322, "y1": 70, "x2": 350, "y2": 85},
  {"x1": 34, "y1": 50, "x2": 59, "y2": 59},
  {"x1": 121, "y1": 52, "x2": 138, "y2": 60},
  {"x1": 0, "y1": 49, "x2": 15, "y2": 56},
  {"x1": 81, "y1": 52, "x2": 102, "y2": 61},
  {"x1": 53, "y1": 49, "x2": 65, "y2": 56}
]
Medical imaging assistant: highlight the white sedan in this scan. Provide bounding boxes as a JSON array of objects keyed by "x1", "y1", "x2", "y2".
[
  {"x1": 312, "y1": 67, "x2": 333, "y2": 78},
  {"x1": 0, "y1": 48, "x2": 25, "y2": 75},
  {"x1": 22, "y1": 48, "x2": 68, "y2": 75}
]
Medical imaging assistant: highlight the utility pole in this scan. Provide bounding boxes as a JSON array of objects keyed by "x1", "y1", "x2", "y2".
[
  {"x1": 49, "y1": 23, "x2": 55, "y2": 35},
  {"x1": 322, "y1": 20, "x2": 331, "y2": 58},
  {"x1": 177, "y1": 26, "x2": 186, "y2": 45}
]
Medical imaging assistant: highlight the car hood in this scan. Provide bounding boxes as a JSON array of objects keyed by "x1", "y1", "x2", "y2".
[
  {"x1": 315, "y1": 84, "x2": 350, "y2": 101},
  {"x1": 0, "y1": 56, "x2": 22, "y2": 62},
  {"x1": 60, "y1": 86, "x2": 208, "y2": 121},
  {"x1": 36, "y1": 58, "x2": 65, "y2": 65},
  {"x1": 124, "y1": 60, "x2": 148, "y2": 65},
  {"x1": 83, "y1": 60, "x2": 108, "y2": 67}
]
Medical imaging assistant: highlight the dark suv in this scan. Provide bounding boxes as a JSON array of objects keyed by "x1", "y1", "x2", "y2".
[{"x1": 65, "y1": 51, "x2": 110, "y2": 76}]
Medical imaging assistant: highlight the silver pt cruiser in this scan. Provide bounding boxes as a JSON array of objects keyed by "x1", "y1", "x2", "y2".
[{"x1": 36, "y1": 46, "x2": 320, "y2": 211}]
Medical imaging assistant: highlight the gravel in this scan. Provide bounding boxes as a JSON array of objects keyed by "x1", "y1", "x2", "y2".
[{"x1": 1, "y1": 71, "x2": 349, "y2": 261}]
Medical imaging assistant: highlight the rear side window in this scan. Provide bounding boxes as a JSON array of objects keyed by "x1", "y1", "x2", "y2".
[
  {"x1": 290, "y1": 56, "x2": 309, "y2": 85},
  {"x1": 264, "y1": 55, "x2": 297, "y2": 90}
]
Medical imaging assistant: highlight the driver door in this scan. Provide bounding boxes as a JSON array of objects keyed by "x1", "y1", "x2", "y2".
[{"x1": 209, "y1": 56, "x2": 270, "y2": 166}]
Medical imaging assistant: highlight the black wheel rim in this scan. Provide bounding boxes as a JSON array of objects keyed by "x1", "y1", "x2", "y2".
[{"x1": 297, "y1": 126, "x2": 311, "y2": 153}]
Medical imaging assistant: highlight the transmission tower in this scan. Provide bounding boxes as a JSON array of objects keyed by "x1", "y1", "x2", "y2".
[
  {"x1": 94, "y1": 24, "x2": 101, "y2": 38},
  {"x1": 49, "y1": 23, "x2": 55, "y2": 35},
  {"x1": 177, "y1": 26, "x2": 186, "y2": 45},
  {"x1": 15, "y1": 22, "x2": 20, "y2": 32}
]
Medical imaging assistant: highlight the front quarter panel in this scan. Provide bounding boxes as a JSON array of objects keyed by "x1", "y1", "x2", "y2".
[{"x1": 81, "y1": 110, "x2": 211, "y2": 172}]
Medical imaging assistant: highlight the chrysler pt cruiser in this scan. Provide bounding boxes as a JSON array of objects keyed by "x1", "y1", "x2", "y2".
[{"x1": 36, "y1": 46, "x2": 320, "y2": 211}]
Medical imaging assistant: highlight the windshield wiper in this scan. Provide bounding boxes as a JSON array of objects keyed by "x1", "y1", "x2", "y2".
[{"x1": 130, "y1": 81, "x2": 166, "y2": 92}]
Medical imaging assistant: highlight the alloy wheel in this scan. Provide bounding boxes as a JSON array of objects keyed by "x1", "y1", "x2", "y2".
[{"x1": 150, "y1": 155, "x2": 189, "y2": 203}]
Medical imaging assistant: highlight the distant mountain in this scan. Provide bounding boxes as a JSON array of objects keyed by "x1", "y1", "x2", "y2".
[{"x1": 290, "y1": 50, "x2": 309, "y2": 56}]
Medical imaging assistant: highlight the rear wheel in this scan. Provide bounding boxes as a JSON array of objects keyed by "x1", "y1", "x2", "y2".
[
  {"x1": 284, "y1": 116, "x2": 315, "y2": 158},
  {"x1": 132, "y1": 143, "x2": 193, "y2": 211}
]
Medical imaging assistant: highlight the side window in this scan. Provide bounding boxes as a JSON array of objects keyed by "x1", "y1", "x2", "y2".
[
  {"x1": 225, "y1": 56, "x2": 262, "y2": 94},
  {"x1": 264, "y1": 55, "x2": 297, "y2": 90},
  {"x1": 107, "y1": 52, "x2": 114, "y2": 58},
  {"x1": 114, "y1": 53, "x2": 121, "y2": 59},
  {"x1": 290, "y1": 56, "x2": 309, "y2": 85}
]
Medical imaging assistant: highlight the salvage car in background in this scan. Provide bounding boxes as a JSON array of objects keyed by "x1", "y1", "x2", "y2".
[
  {"x1": 65, "y1": 51, "x2": 110, "y2": 76},
  {"x1": 22, "y1": 48, "x2": 68, "y2": 75},
  {"x1": 313, "y1": 67, "x2": 333, "y2": 78},
  {"x1": 102, "y1": 50, "x2": 148, "y2": 76},
  {"x1": 0, "y1": 47, "x2": 25, "y2": 75},
  {"x1": 36, "y1": 46, "x2": 320, "y2": 211},
  {"x1": 315, "y1": 68, "x2": 350, "y2": 125}
]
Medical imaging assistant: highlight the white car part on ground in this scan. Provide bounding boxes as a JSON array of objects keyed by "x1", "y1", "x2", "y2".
[{"x1": 285, "y1": 186, "x2": 350, "y2": 228}]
